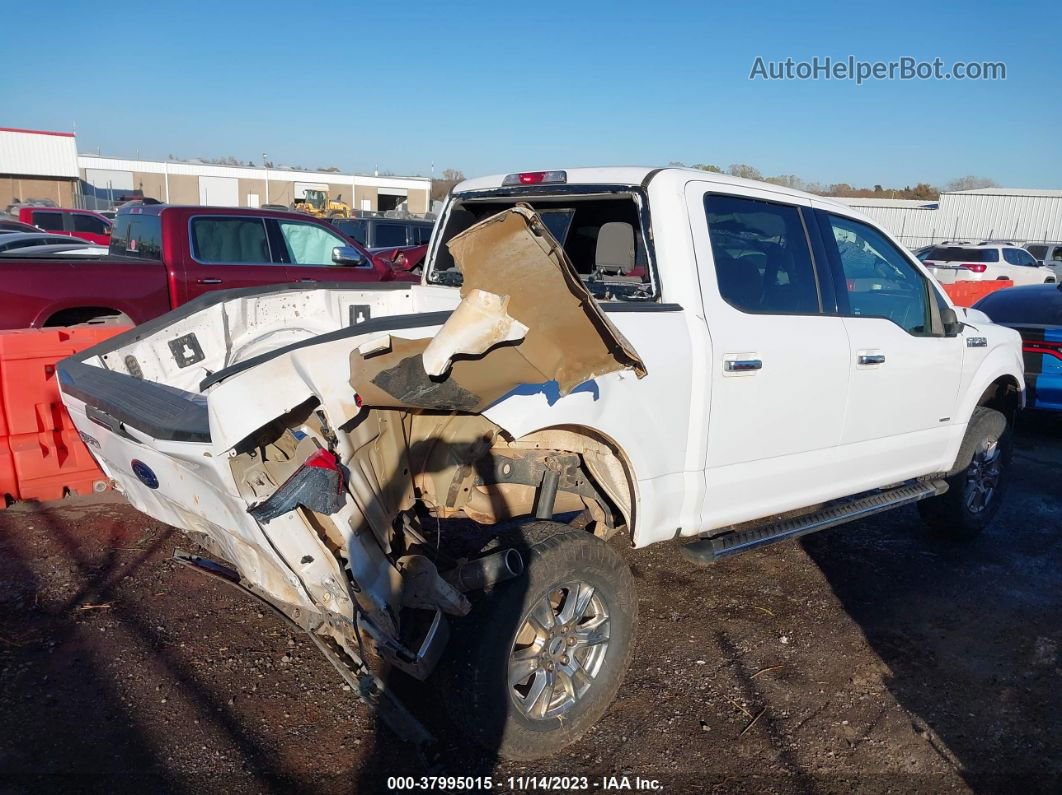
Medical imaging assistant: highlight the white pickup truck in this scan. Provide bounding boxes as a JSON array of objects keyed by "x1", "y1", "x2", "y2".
[{"x1": 57, "y1": 167, "x2": 1024, "y2": 760}]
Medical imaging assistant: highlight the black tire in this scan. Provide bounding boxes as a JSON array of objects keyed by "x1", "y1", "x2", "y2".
[
  {"x1": 434, "y1": 522, "x2": 636, "y2": 760},
  {"x1": 918, "y1": 406, "x2": 1011, "y2": 539}
]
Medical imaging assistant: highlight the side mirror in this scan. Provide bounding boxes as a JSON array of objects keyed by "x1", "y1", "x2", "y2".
[
  {"x1": 941, "y1": 306, "x2": 963, "y2": 337},
  {"x1": 332, "y1": 246, "x2": 366, "y2": 267}
]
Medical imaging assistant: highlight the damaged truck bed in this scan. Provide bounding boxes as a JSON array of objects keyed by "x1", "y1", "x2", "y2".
[{"x1": 57, "y1": 205, "x2": 654, "y2": 753}]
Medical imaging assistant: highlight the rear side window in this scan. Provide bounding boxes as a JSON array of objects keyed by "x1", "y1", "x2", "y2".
[
  {"x1": 412, "y1": 224, "x2": 433, "y2": 245},
  {"x1": 73, "y1": 214, "x2": 109, "y2": 235},
  {"x1": 32, "y1": 211, "x2": 64, "y2": 231},
  {"x1": 332, "y1": 219, "x2": 368, "y2": 245},
  {"x1": 927, "y1": 247, "x2": 999, "y2": 263},
  {"x1": 704, "y1": 194, "x2": 820, "y2": 314},
  {"x1": 1003, "y1": 248, "x2": 1038, "y2": 266},
  {"x1": 976, "y1": 290, "x2": 1062, "y2": 325},
  {"x1": 826, "y1": 214, "x2": 930, "y2": 335},
  {"x1": 373, "y1": 223, "x2": 407, "y2": 248},
  {"x1": 109, "y1": 214, "x2": 163, "y2": 260},
  {"x1": 191, "y1": 217, "x2": 270, "y2": 264}
]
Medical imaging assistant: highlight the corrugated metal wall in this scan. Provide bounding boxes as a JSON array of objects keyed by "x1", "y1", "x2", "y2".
[
  {"x1": 841, "y1": 191, "x2": 1062, "y2": 248},
  {"x1": 0, "y1": 128, "x2": 79, "y2": 178}
]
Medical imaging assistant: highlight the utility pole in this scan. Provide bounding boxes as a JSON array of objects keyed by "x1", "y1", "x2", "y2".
[{"x1": 263, "y1": 153, "x2": 269, "y2": 203}]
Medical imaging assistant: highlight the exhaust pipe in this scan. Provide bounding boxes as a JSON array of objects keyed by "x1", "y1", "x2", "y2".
[{"x1": 444, "y1": 548, "x2": 524, "y2": 592}]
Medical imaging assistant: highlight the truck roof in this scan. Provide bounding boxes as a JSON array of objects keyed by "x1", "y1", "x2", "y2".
[{"x1": 453, "y1": 166, "x2": 854, "y2": 213}]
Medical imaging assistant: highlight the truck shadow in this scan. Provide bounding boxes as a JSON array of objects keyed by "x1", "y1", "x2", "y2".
[
  {"x1": 799, "y1": 415, "x2": 1062, "y2": 790},
  {"x1": 0, "y1": 505, "x2": 312, "y2": 792}
]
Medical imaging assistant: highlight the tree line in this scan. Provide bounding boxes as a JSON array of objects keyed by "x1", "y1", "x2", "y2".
[{"x1": 430, "y1": 165, "x2": 999, "y2": 202}]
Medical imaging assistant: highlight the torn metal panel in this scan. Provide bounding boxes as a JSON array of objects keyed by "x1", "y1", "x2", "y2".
[
  {"x1": 348, "y1": 205, "x2": 646, "y2": 412},
  {"x1": 421, "y1": 288, "x2": 528, "y2": 377}
]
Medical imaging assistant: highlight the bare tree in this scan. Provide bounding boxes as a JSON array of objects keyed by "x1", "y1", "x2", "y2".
[
  {"x1": 944, "y1": 176, "x2": 998, "y2": 192},
  {"x1": 728, "y1": 163, "x2": 763, "y2": 180},
  {"x1": 691, "y1": 163, "x2": 722, "y2": 173},
  {"x1": 432, "y1": 169, "x2": 465, "y2": 202}
]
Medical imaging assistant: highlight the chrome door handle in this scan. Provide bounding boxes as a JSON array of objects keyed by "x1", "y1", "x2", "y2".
[
  {"x1": 858, "y1": 354, "x2": 886, "y2": 365},
  {"x1": 295, "y1": 278, "x2": 317, "y2": 284},
  {"x1": 197, "y1": 278, "x2": 222, "y2": 285},
  {"x1": 724, "y1": 359, "x2": 762, "y2": 372}
]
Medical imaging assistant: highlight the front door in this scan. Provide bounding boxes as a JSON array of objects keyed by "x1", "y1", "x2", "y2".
[
  {"x1": 687, "y1": 183, "x2": 851, "y2": 530},
  {"x1": 813, "y1": 206, "x2": 963, "y2": 488},
  {"x1": 271, "y1": 218, "x2": 384, "y2": 286}
]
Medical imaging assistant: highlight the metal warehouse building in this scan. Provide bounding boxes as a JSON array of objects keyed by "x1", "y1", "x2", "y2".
[
  {"x1": 77, "y1": 155, "x2": 431, "y2": 214},
  {"x1": 840, "y1": 189, "x2": 1062, "y2": 249},
  {"x1": 1, "y1": 127, "x2": 431, "y2": 214},
  {"x1": 0, "y1": 127, "x2": 80, "y2": 208}
]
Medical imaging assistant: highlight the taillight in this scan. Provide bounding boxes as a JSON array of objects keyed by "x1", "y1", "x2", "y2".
[
  {"x1": 501, "y1": 170, "x2": 567, "y2": 186},
  {"x1": 961, "y1": 264, "x2": 987, "y2": 273},
  {"x1": 247, "y1": 447, "x2": 346, "y2": 524}
]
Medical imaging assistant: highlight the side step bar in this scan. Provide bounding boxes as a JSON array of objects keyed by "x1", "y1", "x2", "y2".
[{"x1": 682, "y1": 479, "x2": 948, "y2": 566}]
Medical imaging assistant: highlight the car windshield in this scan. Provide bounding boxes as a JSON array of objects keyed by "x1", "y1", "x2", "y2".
[
  {"x1": 926, "y1": 247, "x2": 1000, "y2": 263},
  {"x1": 976, "y1": 289, "x2": 1062, "y2": 325}
]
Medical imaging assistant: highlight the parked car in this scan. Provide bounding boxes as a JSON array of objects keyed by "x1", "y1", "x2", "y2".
[
  {"x1": 97, "y1": 209, "x2": 118, "y2": 221},
  {"x1": 1025, "y1": 243, "x2": 1062, "y2": 279},
  {"x1": 331, "y1": 216, "x2": 434, "y2": 249},
  {"x1": 0, "y1": 217, "x2": 41, "y2": 233},
  {"x1": 0, "y1": 204, "x2": 418, "y2": 329},
  {"x1": 15, "y1": 206, "x2": 113, "y2": 245},
  {"x1": 57, "y1": 167, "x2": 1023, "y2": 761},
  {"x1": 0, "y1": 232, "x2": 103, "y2": 253},
  {"x1": 922, "y1": 243, "x2": 1056, "y2": 286},
  {"x1": 975, "y1": 284, "x2": 1062, "y2": 412},
  {"x1": 0, "y1": 243, "x2": 108, "y2": 257}
]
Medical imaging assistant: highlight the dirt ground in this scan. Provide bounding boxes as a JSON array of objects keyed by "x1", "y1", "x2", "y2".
[{"x1": 1, "y1": 416, "x2": 1059, "y2": 794}]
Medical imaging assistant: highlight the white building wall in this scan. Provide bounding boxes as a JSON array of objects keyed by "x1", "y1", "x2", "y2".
[
  {"x1": 0, "y1": 128, "x2": 79, "y2": 177},
  {"x1": 76, "y1": 155, "x2": 430, "y2": 195}
]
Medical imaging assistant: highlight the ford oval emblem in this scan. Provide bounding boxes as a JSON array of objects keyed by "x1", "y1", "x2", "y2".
[{"x1": 131, "y1": 459, "x2": 159, "y2": 489}]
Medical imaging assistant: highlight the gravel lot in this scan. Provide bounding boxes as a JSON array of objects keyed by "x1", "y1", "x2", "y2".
[{"x1": 1, "y1": 416, "x2": 1059, "y2": 793}]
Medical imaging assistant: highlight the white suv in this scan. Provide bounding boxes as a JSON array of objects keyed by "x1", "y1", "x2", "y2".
[
  {"x1": 923, "y1": 243, "x2": 1057, "y2": 285},
  {"x1": 1025, "y1": 243, "x2": 1062, "y2": 280}
]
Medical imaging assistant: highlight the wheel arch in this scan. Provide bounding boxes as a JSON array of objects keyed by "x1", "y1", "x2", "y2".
[{"x1": 509, "y1": 424, "x2": 639, "y2": 541}]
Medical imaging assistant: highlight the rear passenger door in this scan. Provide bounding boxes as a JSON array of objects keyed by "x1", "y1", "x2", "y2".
[
  {"x1": 813, "y1": 208, "x2": 963, "y2": 483},
  {"x1": 686, "y1": 183, "x2": 851, "y2": 528},
  {"x1": 181, "y1": 215, "x2": 287, "y2": 302}
]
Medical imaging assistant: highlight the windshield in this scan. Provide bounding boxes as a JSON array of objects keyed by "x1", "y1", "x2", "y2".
[
  {"x1": 926, "y1": 247, "x2": 999, "y2": 263},
  {"x1": 427, "y1": 189, "x2": 656, "y2": 302}
]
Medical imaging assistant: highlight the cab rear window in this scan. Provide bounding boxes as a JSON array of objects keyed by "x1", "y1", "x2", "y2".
[
  {"x1": 927, "y1": 247, "x2": 999, "y2": 262},
  {"x1": 109, "y1": 215, "x2": 163, "y2": 260}
]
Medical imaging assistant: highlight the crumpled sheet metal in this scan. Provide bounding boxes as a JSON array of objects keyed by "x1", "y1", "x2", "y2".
[{"x1": 349, "y1": 205, "x2": 646, "y2": 411}]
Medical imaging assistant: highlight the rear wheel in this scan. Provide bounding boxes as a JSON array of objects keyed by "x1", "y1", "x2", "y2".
[
  {"x1": 435, "y1": 522, "x2": 636, "y2": 760},
  {"x1": 918, "y1": 407, "x2": 1010, "y2": 539}
]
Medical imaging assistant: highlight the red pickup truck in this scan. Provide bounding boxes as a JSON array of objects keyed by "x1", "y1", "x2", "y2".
[
  {"x1": 16, "y1": 206, "x2": 113, "y2": 245},
  {"x1": 0, "y1": 204, "x2": 418, "y2": 329}
]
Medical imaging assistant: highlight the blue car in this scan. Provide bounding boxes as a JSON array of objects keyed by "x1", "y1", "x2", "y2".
[{"x1": 975, "y1": 284, "x2": 1062, "y2": 412}]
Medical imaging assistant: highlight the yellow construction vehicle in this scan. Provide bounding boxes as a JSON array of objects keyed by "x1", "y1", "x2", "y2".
[{"x1": 292, "y1": 189, "x2": 352, "y2": 218}]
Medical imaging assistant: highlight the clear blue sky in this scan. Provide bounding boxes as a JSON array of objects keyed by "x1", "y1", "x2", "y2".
[{"x1": 3, "y1": 0, "x2": 1060, "y2": 187}]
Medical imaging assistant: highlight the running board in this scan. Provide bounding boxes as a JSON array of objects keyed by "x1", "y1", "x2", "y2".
[{"x1": 682, "y1": 480, "x2": 948, "y2": 566}]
